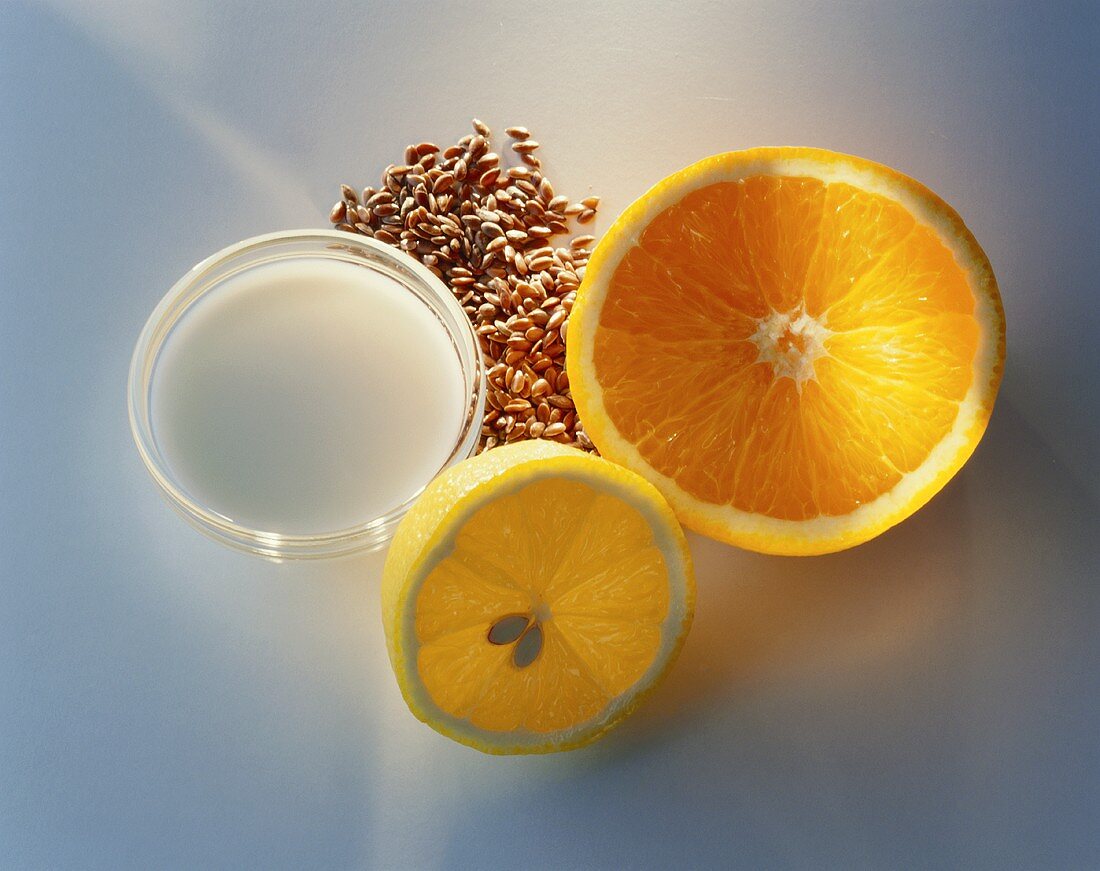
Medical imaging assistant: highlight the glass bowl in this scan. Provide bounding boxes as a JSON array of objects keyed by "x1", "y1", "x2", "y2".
[{"x1": 127, "y1": 229, "x2": 485, "y2": 559}]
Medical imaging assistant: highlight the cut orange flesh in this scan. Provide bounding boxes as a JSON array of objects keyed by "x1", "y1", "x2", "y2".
[
  {"x1": 381, "y1": 441, "x2": 694, "y2": 754},
  {"x1": 568, "y1": 148, "x2": 1005, "y2": 554}
]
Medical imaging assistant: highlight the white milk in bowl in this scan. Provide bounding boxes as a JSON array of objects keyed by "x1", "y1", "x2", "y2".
[{"x1": 133, "y1": 235, "x2": 482, "y2": 555}]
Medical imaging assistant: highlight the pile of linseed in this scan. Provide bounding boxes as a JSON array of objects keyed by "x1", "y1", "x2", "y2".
[{"x1": 331, "y1": 119, "x2": 598, "y2": 453}]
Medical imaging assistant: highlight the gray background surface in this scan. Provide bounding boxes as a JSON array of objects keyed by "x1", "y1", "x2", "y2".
[{"x1": 2, "y1": 1, "x2": 1098, "y2": 868}]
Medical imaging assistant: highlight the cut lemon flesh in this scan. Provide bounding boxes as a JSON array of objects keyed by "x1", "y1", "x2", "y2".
[
  {"x1": 381, "y1": 441, "x2": 694, "y2": 754},
  {"x1": 568, "y1": 148, "x2": 1005, "y2": 555}
]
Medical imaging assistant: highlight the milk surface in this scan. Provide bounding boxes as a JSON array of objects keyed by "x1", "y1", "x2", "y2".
[{"x1": 151, "y1": 256, "x2": 466, "y2": 533}]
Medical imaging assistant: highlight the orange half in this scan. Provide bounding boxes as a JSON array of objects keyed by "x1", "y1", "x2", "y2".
[{"x1": 568, "y1": 148, "x2": 1005, "y2": 555}]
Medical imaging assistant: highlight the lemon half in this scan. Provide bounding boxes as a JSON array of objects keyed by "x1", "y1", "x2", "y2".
[{"x1": 381, "y1": 441, "x2": 695, "y2": 754}]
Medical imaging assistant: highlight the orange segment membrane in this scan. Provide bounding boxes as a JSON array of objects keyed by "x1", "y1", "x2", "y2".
[
  {"x1": 415, "y1": 478, "x2": 670, "y2": 733},
  {"x1": 594, "y1": 177, "x2": 979, "y2": 520}
]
